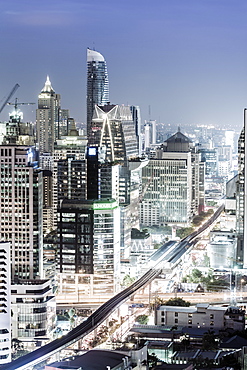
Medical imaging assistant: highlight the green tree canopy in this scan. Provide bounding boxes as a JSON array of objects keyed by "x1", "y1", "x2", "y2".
[{"x1": 163, "y1": 297, "x2": 190, "y2": 307}]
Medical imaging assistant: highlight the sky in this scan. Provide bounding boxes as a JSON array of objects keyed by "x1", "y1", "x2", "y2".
[{"x1": 0, "y1": 0, "x2": 247, "y2": 132}]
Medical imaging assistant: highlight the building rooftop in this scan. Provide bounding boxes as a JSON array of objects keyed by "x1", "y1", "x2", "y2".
[{"x1": 46, "y1": 349, "x2": 129, "y2": 370}]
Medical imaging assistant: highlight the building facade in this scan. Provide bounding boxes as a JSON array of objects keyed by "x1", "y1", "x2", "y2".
[
  {"x1": 11, "y1": 279, "x2": 56, "y2": 349},
  {"x1": 156, "y1": 304, "x2": 245, "y2": 332},
  {"x1": 0, "y1": 243, "x2": 11, "y2": 364},
  {"x1": 140, "y1": 131, "x2": 204, "y2": 226},
  {"x1": 36, "y1": 76, "x2": 61, "y2": 156},
  {"x1": 87, "y1": 48, "x2": 109, "y2": 138},
  {"x1": 0, "y1": 145, "x2": 43, "y2": 279},
  {"x1": 57, "y1": 199, "x2": 121, "y2": 299}
]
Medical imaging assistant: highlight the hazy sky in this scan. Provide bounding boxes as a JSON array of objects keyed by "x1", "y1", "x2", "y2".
[{"x1": 0, "y1": 0, "x2": 247, "y2": 131}]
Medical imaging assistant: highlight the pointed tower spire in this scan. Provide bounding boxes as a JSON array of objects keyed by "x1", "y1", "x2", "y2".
[{"x1": 41, "y1": 75, "x2": 54, "y2": 93}]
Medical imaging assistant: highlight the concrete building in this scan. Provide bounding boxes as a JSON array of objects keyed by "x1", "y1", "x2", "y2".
[
  {"x1": 11, "y1": 279, "x2": 56, "y2": 349},
  {"x1": 0, "y1": 145, "x2": 43, "y2": 279},
  {"x1": 140, "y1": 131, "x2": 204, "y2": 226},
  {"x1": 0, "y1": 243, "x2": 11, "y2": 364},
  {"x1": 156, "y1": 304, "x2": 245, "y2": 332},
  {"x1": 207, "y1": 231, "x2": 237, "y2": 269}
]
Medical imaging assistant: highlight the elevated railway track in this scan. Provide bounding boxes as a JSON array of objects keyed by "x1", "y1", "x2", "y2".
[{"x1": 1, "y1": 204, "x2": 224, "y2": 370}]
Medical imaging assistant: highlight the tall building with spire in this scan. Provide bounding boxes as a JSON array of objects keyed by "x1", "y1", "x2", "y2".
[
  {"x1": 87, "y1": 48, "x2": 109, "y2": 138},
  {"x1": 36, "y1": 76, "x2": 61, "y2": 157}
]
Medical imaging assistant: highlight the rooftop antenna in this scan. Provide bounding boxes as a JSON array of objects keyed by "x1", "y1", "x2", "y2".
[{"x1": 148, "y1": 105, "x2": 151, "y2": 121}]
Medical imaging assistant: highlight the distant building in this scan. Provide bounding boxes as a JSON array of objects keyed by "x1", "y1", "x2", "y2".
[
  {"x1": 87, "y1": 48, "x2": 109, "y2": 138},
  {"x1": 156, "y1": 304, "x2": 245, "y2": 332},
  {"x1": 130, "y1": 105, "x2": 142, "y2": 156},
  {"x1": 207, "y1": 230, "x2": 236, "y2": 269},
  {"x1": 36, "y1": 76, "x2": 61, "y2": 156},
  {"x1": 236, "y1": 114, "x2": 247, "y2": 267},
  {"x1": 199, "y1": 148, "x2": 218, "y2": 178},
  {"x1": 140, "y1": 130, "x2": 204, "y2": 226}
]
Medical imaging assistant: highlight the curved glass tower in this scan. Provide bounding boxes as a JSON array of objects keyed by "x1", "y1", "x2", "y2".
[{"x1": 86, "y1": 48, "x2": 109, "y2": 138}]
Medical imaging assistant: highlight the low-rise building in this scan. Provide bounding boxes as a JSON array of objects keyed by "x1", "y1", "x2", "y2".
[
  {"x1": 11, "y1": 279, "x2": 56, "y2": 349},
  {"x1": 156, "y1": 304, "x2": 244, "y2": 331}
]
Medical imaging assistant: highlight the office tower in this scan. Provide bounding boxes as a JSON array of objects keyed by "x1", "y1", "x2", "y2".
[
  {"x1": 199, "y1": 148, "x2": 218, "y2": 178},
  {"x1": 57, "y1": 156, "x2": 86, "y2": 201},
  {"x1": 0, "y1": 243, "x2": 11, "y2": 364},
  {"x1": 236, "y1": 110, "x2": 247, "y2": 267},
  {"x1": 89, "y1": 103, "x2": 141, "y2": 256},
  {"x1": 36, "y1": 76, "x2": 61, "y2": 156},
  {"x1": 0, "y1": 146, "x2": 43, "y2": 279},
  {"x1": 53, "y1": 129, "x2": 87, "y2": 225},
  {"x1": 144, "y1": 122, "x2": 151, "y2": 151},
  {"x1": 90, "y1": 104, "x2": 138, "y2": 164},
  {"x1": 130, "y1": 105, "x2": 142, "y2": 156},
  {"x1": 151, "y1": 120, "x2": 157, "y2": 145},
  {"x1": 57, "y1": 199, "x2": 120, "y2": 299},
  {"x1": 87, "y1": 48, "x2": 109, "y2": 138},
  {"x1": 140, "y1": 130, "x2": 203, "y2": 226},
  {"x1": 86, "y1": 146, "x2": 119, "y2": 201}
]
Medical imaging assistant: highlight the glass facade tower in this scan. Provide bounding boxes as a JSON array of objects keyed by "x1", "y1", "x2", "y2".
[{"x1": 87, "y1": 48, "x2": 109, "y2": 138}]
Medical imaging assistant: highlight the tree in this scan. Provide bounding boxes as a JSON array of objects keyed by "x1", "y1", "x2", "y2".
[
  {"x1": 176, "y1": 227, "x2": 194, "y2": 239},
  {"x1": 163, "y1": 297, "x2": 190, "y2": 307},
  {"x1": 202, "y1": 329, "x2": 217, "y2": 350},
  {"x1": 12, "y1": 339, "x2": 29, "y2": 360},
  {"x1": 190, "y1": 268, "x2": 203, "y2": 283},
  {"x1": 122, "y1": 274, "x2": 135, "y2": 287},
  {"x1": 135, "y1": 314, "x2": 148, "y2": 325}
]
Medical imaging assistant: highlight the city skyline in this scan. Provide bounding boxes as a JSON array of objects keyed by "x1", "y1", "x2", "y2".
[{"x1": 1, "y1": 0, "x2": 247, "y2": 130}]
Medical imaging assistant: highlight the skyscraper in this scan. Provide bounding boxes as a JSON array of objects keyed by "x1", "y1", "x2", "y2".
[
  {"x1": 0, "y1": 146, "x2": 42, "y2": 279},
  {"x1": 36, "y1": 76, "x2": 61, "y2": 157},
  {"x1": 140, "y1": 130, "x2": 204, "y2": 226},
  {"x1": 86, "y1": 48, "x2": 109, "y2": 138}
]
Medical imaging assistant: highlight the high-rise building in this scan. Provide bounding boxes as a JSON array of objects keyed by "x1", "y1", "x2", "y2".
[
  {"x1": 89, "y1": 103, "x2": 142, "y2": 256},
  {"x1": 130, "y1": 106, "x2": 142, "y2": 156},
  {"x1": 0, "y1": 146, "x2": 43, "y2": 279},
  {"x1": 236, "y1": 111, "x2": 247, "y2": 267},
  {"x1": 57, "y1": 199, "x2": 120, "y2": 299},
  {"x1": 0, "y1": 243, "x2": 11, "y2": 364},
  {"x1": 140, "y1": 130, "x2": 204, "y2": 226},
  {"x1": 87, "y1": 48, "x2": 109, "y2": 138},
  {"x1": 36, "y1": 76, "x2": 61, "y2": 157}
]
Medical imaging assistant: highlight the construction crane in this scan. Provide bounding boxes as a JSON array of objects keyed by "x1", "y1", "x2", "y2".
[
  {"x1": 0, "y1": 83, "x2": 20, "y2": 113},
  {"x1": 7, "y1": 97, "x2": 35, "y2": 111}
]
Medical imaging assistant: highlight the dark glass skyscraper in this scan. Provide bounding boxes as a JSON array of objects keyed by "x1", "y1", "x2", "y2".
[{"x1": 86, "y1": 48, "x2": 109, "y2": 138}]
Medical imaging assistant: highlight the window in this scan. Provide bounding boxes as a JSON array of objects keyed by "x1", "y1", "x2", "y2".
[
  {"x1": 210, "y1": 321, "x2": 214, "y2": 326},
  {"x1": 188, "y1": 313, "x2": 192, "y2": 318},
  {"x1": 210, "y1": 314, "x2": 214, "y2": 319},
  {"x1": 175, "y1": 319, "x2": 178, "y2": 324},
  {"x1": 175, "y1": 312, "x2": 178, "y2": 317},
  {"x1": 188, "y1": 319, "x2": 192, "y2": 325}
]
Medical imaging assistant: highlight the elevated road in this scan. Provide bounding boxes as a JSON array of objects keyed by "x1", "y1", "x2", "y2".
[{"x1": 1, "y1": 204, "x2": 224, "y2": 370}]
